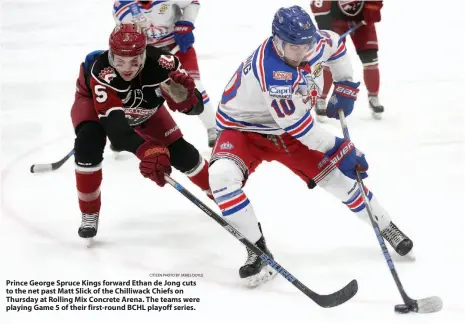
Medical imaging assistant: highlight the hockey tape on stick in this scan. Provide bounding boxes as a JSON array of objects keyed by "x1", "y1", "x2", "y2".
[{"x1": 30, "y1": 149, "x2": 74, "y2": 173}]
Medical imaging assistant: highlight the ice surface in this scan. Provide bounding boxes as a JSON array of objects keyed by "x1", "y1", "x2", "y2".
[{"x1": 1, "y1": 1, "x2": 464, "y2": 323}]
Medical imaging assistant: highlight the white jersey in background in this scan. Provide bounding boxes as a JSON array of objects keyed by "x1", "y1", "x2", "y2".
[{"x1": 113, "y1": 1, "x2": 200, "y2": 47}]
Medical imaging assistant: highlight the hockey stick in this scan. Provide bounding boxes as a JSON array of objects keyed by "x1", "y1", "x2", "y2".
[
  {"x1": 164, "y1": 174, "x2": 358, "y2": 308},
  {"x1": 336, "y1": 109, "x2": 443, "y2": 313},
  {"x1": 339, "y1": 21, "x2": 366, "y2": 39},
  {"x1": 30, "y1": 149, "x2": 74, "y2": 173}
]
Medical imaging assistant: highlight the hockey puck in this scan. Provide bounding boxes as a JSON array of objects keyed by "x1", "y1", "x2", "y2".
[{"x1": 394, "y1": 304, "x2": 411, "y2": 314}]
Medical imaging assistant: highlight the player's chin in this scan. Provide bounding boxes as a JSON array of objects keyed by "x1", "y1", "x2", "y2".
[
  {"x1": 284, "y1": 58, "x2": 302, "y2": 68},
  {"x1": 120, "y1": 72, "x2": 136, "y2": 81}
]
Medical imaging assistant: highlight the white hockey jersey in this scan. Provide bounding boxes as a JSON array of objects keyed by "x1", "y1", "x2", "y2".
[
  {"x1": 113, "y1": 1, "x2": 200, "y2": 47},
  {"x1": 217, "y1": 30, "x2": 354, "y2": 153}
]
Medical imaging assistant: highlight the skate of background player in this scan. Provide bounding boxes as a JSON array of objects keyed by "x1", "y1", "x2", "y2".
[{"x1": 1, "y1": 0, "x2": 464, "y2": 323}]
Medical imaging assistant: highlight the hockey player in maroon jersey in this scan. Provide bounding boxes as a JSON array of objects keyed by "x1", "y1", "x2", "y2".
[
  {"x1": 310, "y1": 0, "x2": 384, "y2": 119},
  {"x1": 71, "y1": 23, "x2": 211, "y2": 244}
]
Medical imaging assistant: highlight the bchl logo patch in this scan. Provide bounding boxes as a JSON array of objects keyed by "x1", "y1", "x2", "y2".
[
  {"x1": 312, "y1": 62, "x2": 324, "y2": 78},
  {"x1": 220, "y1": 141, "x2": 234, "y2": 150},
  {"x1": 273, "y1": 71, "x2": 293, "y2": 81},
  {"x1": 158, "y1": 55, "x2": 175, "y2": 70},
  {"x1": 159, "y1": 4, "x2": 169, "y2": 14},
  {"x1": 99, "y1": 67, "x2": 117, "y2": 83}
]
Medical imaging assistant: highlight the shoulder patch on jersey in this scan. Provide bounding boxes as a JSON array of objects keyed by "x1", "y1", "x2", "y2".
[
  {"x1": 98, "y1": 67, "x2": 117, "y2": 83},
  {"x1": 158, "y1": 55, "x2": 176, "y2": 70},
  {"x1": 269, "y1": 85, "x2": 293, "y2": 99},
  {"x1": 312, "y1": 62, "x2": 324, "y2": 78},
  {"x1": 159, "y1": 3, "x2": 169, "y2": 14},
  {"x1": 273, "y1": 71, "x2": 293, "y2": 81}
]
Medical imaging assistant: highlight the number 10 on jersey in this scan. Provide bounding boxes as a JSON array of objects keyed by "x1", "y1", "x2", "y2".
[{"x1": 271, "y1": 99, "x2": 296, "y2": 118}]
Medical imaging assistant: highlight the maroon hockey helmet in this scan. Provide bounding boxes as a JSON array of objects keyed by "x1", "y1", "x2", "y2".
[{"x1": 109, "y1": 23, "x2": 147, "y2": 56}]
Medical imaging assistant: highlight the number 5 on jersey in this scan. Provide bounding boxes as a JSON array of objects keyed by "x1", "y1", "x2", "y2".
[
  {"x1": 271, "y1": 99, "x2": 295, "y2": 118},
  {"x1": 94, "y1": 85, "x2": 108, "y2": 103}
]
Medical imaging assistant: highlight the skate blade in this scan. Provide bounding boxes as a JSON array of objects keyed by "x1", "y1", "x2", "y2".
[
  {"x1": 372, "y1": 111, "x2": 383, "y2": 120},
  {"x1": 404, "y1": 250, "x2": 416, "y2": 261},
  {"x1": 243, "y1": 266, "x2": 277, "y2": 288},
  {"x1": 84, "y1": 238, "x2": 94, "y2": 248}
]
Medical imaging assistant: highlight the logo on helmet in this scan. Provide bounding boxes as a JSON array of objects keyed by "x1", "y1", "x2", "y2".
[{"x1": 300, "y1": 22, "x2": 310, "y2": 30}]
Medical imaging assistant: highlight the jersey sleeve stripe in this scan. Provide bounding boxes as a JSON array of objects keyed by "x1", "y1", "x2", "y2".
[
  {"x1": 252, "y1": 39, "x2": 269, "y2": 92},
  {"x1": 289, "y1": 115, "x2": 314, "y2": 139},
  {"x1": 283, "y1": 110, "x2": 311, "y2": 132},
  {"x1": 216, "y1": 108, "x2": 276, "y2": 130},
  {"x1": 328, "y1": 43, "x2": 347, "y2": 62},
  {"x1": 308, "y1": 44, "x2": 326, "y2": 67},
  {"x1": 115, "y1": 2, "x2": 133, "y2": 19}
]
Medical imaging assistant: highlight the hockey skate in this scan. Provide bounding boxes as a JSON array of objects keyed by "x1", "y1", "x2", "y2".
[
  {"x1": 78, "y1": 213, "x2": 99, "y2": 247},
  {"x1": 314, "y1": 98, "x2": 327, "y2": 123},
  {"x1": 239, "y1": 223, "x2": 277, "y2": 288},
  {"x1": 381, "y1": 222, "x2": 414, "y2": 258},
  {"x1": 368, "y1": 95, "x2": 384, "y2": 120},
  {"x1": 207, "y1": 127, "x2": 218, "y2": 148}
]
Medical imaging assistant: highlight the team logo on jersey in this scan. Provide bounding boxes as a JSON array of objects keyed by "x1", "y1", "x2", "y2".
[
  {"x1": 303, "y1": 83, "x2": 319, "y2": 107},
  {"x1": 146, "y1": 25, "x2": 170, "y2": 41},
  {"x1": 158, "y1": 55, "x2": 175, "y2": 70},
  {"x1": 159, "y1": 4, "x2": 168, "y2": 14},
  {"x1": 338, "y1": 0, "x2": 364, "y2": 17},
  {"x1": 124, "y1": 89, "x2": 145, "y2": 109},
  {"x1": 122, "y1": 90, "x2": 132, "y2": 104},
  {"x1": 273, "y1": 71, "x2": 293, "y2": 81},
  {"x1": 220, "y1": 142, "x2": 234, "y2": 150},
  {"x1": 269, "y1": 85, "x2": 292, "y2": 99},
  {"x1": 98, "y1": 67, "x2": 117, "y2": 83}
]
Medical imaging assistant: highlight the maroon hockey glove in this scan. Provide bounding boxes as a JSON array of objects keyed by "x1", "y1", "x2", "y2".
[
  {"x1": 161, "y1": 71, "x2": 199, "y2": 113},
  {"x1": 363, "y1": 1, "x2": 383, "y2": 24},
  {"x1": 135, "y1": 141, "x2": 172, "y2": 187}
]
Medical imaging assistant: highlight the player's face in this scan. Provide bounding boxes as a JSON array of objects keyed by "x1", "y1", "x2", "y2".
[
  {"x1": 282, "y1": 43, "x2": 311, "y2": 68},
  {"x1": 113, "y1": 55, "x2": 143, "y2": 81}
]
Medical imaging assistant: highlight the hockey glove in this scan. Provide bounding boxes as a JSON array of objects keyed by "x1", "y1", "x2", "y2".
[
  {"x1": 321, "y1": 137, "x2": 368, "y2": 180},
  {"x1": 326, "y1": 81, "x2": 360, "y2": 119},
  {"x1": 135, "y1": 141, "x2": 172, "y2": 187},
  {"x1": 363, "y1": 1, "x2": 383, "y2": 24},
  {"x1": 173, "y1": 20, "x2": 195, "y2": 53},
  {"x1": 161, "y1": 71, "x2": 199, "y2": 113}
]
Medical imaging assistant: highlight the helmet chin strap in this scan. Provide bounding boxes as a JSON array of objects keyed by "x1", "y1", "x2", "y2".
[{"x1": 272, "y1": 36, "x2": 285, "y2": 59}]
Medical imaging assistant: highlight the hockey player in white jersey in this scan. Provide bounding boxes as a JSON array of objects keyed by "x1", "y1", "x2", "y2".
[
  {"x1": 113, "y1": 1, "x2": 218, "y2": 147},
  {"x1": 208, "y1": 6, "x2": 413, "y2": 287}
]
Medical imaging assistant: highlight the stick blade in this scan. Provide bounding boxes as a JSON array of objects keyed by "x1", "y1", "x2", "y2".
[
  {"x1": 416, "y1": 296, "x2": 443, "y2": 313},
  {"x1": 313, "y1": 279, "x2": 358, "y2": 308}
]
